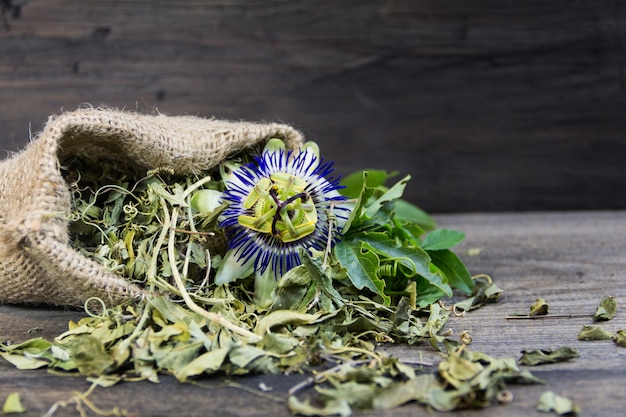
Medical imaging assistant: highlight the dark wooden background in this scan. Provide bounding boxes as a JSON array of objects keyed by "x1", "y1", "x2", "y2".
[{"x1": 1, "y1": 0, "x2": 625, "y2": 213}]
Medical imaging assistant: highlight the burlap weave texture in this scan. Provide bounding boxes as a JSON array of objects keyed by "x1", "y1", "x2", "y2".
[{"x1": 0, "y1": 108, "x2": 304, "y2": 307}]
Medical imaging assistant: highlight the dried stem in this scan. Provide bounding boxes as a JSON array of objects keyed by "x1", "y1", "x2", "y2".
[{"x1": 168, "y1": 208, "x2": 261, "y2": 342}]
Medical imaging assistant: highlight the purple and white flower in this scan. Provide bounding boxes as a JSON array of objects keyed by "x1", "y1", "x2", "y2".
[{"x1": 215, "y1": 139, "x2": 351, "y2": 286}]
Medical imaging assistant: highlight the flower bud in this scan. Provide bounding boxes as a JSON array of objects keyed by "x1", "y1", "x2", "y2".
[{"x1": 190, "y1": 189, "x2": 222, "y2": 215}]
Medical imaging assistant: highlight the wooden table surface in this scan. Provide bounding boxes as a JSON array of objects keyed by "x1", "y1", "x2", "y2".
[{"x1": 2, "y1": 210, "x2": 625, "y2": 417}]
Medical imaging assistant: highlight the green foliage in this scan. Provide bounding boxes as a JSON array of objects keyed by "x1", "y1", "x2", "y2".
[{"x1": 337, "y1": 170, "x2": 473, "y2": 306}]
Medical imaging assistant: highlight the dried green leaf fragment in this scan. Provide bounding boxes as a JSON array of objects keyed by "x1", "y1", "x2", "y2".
[
  {"x1": 577, "y1": 325, "x2": 613, "y2": 341},
  {"x1": 2, "y1": 392, "x2": 26, "y2": 414},
  {"x1": 613, "y1": 330, "x2": 626, "y2": 347},
  {"x1": 537, "y1": 391, "x2": 580, "y2": 415},
  {"x1": 593, "y1": 296, "x2": 617, "y2": 321},
  {"x1": 65, "y1": 335, "x2": 116, "y2": 376},
  {"x1": 0, "y1": 337, "x2": 51, "y2": 370},
  {"x1": 288, "y1": 396, "x2": 352, "y2": 417},
  {"x1": 519, "y1": 347, "x2": 579, "y2": 366},
  {"x1": 453, "y1": 274, "x2": 501, "y2": 313},
  {"x1": 530, "y1": 298, "x2": 549, "y2": 316}
]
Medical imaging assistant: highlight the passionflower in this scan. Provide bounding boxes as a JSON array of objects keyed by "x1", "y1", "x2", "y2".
[{"x1": 215, "y1": 139, "x2": 351, "y2": 287}]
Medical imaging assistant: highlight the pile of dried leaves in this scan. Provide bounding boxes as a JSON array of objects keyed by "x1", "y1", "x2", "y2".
[{"x1": 1, "y1": 142, "x2": 533, "y2": 416}]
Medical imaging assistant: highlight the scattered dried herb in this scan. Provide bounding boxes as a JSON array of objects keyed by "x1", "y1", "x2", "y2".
[
  {"x1": 577, "y1": 325, "x2": 613, "y2": 341},
  {"x1": 593, "y1": 296, "x2": 617, "y2": 321},
  {"x1": 530, "y1": 298, "x2": 549, "y2": 316},
  {"x1": 519, "y1": 347, "x2": 579, "y2": 366},
  {"x1": 466, "y1": 247, "x2": 482, "y2": 256},
  {"x1": 288, "y1": 341, "x2": 543, "y2": 416},
  {"x1": 613, "y1": 330, "x2": 626, "y2": 347},
  {"x1": 1, "y1": 140, "x2": 494, "y2": 416},
  {"x1": 452, "y1": 274, "x2": 502, "y2": 313},
  {"x1": 537, "y1": 391, "x2": 580, "y2": 416},
  {"x1": 2, "y1": 392, "x2": 26, "y2": 414}
]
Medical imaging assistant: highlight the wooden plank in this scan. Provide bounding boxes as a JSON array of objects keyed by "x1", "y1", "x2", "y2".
[
  {"x1": 2, "y1": 211, "x2": 625, "y2": 416},
  {"x1": 1, "y1": 1, "x2": 625, "y2": 212}
]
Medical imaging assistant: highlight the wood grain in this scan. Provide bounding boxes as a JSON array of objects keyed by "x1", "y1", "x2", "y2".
[
  {"x1": 2, "y1": 211, "x2": 626, "y2": 416},
  {"x1": 1, "y1": 1, "x2": 625, "y2": 212}
]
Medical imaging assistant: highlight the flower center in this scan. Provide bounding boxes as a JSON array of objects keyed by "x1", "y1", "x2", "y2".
[{"x1": 237, "y1": 172, "x2": 318, "y2": 243}]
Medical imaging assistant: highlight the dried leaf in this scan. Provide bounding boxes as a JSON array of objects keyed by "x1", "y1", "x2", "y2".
[
  {"x1": 288, "y1": 396, "x2": 352, "y2": 417},
  {"x1": 439, "y1": 351, "x2": 484, "y2": 386},
  {"x1": 613, "y1": 330, "x2": 626, "y2": 347},
  {"x1": 0, "y1": 353, "x2": 49, "y2": 370},
  {"x1": 453, "y1": 274, "x2": 501, "y2": 312},
  {"x1": 175, "y1": 347, "x2": 230, "y2": 381},
  {"x1": 271, "y1": 265, "x2": 313, "y2": 311},
  {"x1": 593, "y1": 296, "x2": 617, "y2": 321},
  {"x1": 373, "y1": 374, "x2": 438, "y2": 411},
  {"x1": 537, "y1": 391, "x2": 580, "y2": 415},
  {"x1": 519, "y1": 347, "x2": 579, "y2": 366},
  {"x1": 65, "y1": 335, "x2": 115, "y2": 376},
  {"x1": 2, "y1": 392, "x2": 26, "y2": 414},
  {"x1": 530, "y1": 298, "x2": 549, "y2": 316},
  {"x1": 577, "y1": 325, "x2": 613, "y2": 341},
  {"x1": 0, "y1": 338, "x2": 51, "y2": 370},
  {"x1": 254, "y1": 310, "x2": 324, "y2": 336}
]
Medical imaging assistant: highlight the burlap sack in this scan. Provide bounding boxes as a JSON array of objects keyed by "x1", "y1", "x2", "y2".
[{"x1": 0, "y1": 108, "x2": 305, "y2": 307}]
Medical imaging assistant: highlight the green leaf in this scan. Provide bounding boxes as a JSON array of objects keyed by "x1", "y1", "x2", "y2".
[
  {"x1": 421, "y1": 229, "x2": 465, "y2": 251},
  {"x1": 340, "y1": 172, "x2": 374, "y2": 233},
  {"x1": 427, "y1": 249, "x2": 473, "y2": 294},
  {"x1": 334, "y1": 239, "x2": 389, "y2": 305},
  {"x1": 340, "y1": 169, "x2": 394, "y2": 199},
  {"x1": 359, "y1": 233, "x2": 452, "y2": 297},
  {"x1": 413, "y1": 278, "x2": 447, "y2": 308},
  {"x1": 364, "y1": 175, "x2": 410, "y2": 220},
  {"x1": 393, "y1": 199, "x2": 437, "y2": 231}
]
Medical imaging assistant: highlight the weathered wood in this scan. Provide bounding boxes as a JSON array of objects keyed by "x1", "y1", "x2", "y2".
[
  {"x1": 1, "y1": 1, "x2": 625, "y2": 212},
  {"x1": 2, "y1": 211, "x2": 625, "y2": 416}
]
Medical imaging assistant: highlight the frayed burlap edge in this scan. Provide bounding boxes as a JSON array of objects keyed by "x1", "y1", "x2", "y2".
[{"x1": 0, "y1": 108, "x2": 305, "y2": 307}]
